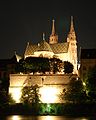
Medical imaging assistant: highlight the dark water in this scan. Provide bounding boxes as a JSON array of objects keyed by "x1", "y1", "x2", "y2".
[{"x1": 0, "y1": 115, "x2": 96, "y2": 120}]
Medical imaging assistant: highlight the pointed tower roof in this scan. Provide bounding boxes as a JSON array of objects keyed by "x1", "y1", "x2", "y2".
[
  {"x1": 14, "y1": 51, "x2": 22, "y2": 62},
  {"x1": 69, "y1": 16, "x2": 75, "y2": 33},
  {"x1": 38, "y1": 34, "x2": 52, "y2": 52},
  {"x1": 51, "y1": 19, "x2": 55, "y2": 35},
  {"x1": 43, "y1": 32, "x2": 45, "y2": 40},
  {"x1": 24, "y1": 42, "x2": 38, "y2": 58},
  {"x1": 38, "y1": 40, "x2": 52, "y2": 52},
  {"x1": 49, "y1": 19, "x2": 58, "y2": 44},
  {"x1": 67, "y1": 16, "x2": 76, "y2": 42}
]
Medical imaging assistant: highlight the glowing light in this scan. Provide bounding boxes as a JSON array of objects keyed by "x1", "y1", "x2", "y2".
[
  {"x1": 43, "y1": 115, "x2": 54, "y2": 120},
  {"x1": 9, "y1": 87, "x2": 22, "y2": 103},
  {"x1": 83, "y1": 82, "x2": 86, "y2": 86},
  {"x1": 10, "y1": 115, "x2": 22, "y2": 120},
  {"x1": 81, "y1": 118, "x2": 88, "y2": 120},
  {"x1": 39, "y1": 86, "x2": 58, "y2": 103}
]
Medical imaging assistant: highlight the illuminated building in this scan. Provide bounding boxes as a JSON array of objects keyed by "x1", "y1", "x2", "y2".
[
  {"x1": 9, "y1": 16, "x2": 78, "y2": 103},
  {"x1": 24, "y1": 16, "x2": 78, "y2": 74}
]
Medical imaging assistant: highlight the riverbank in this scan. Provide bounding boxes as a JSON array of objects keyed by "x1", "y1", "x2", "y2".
[{"x1": 0, "y1": 103, "x2": 96, "y2": 116}]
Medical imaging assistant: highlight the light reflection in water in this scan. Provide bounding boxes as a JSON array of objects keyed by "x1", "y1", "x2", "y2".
[
  {"x1": 7, "y1": 115, "x2": 22, "y2": 120},
  {"x1": 39, "y1": 116, "x2": 89, "y2": 120},
  {"x1": 6, "y1": 115, "x2": 90, "y2": 120}
]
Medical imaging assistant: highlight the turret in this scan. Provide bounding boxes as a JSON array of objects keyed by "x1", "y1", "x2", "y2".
[
  {"x1": 49, "y1": 19, "x2": 58, "y2": 44},
  {"x1": 67, "y1": 16, "x2": 78, "y2": 74},
  {"x1": 43, "y1": 32, "x2": 45, "y2": 41},
  {"x1": 67, "y1": 16, "x2": 76, "y2": 42}
]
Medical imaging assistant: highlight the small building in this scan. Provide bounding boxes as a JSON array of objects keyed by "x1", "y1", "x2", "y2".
[
  {"x1": 80, "y1": 49, "x2": 96, "y2": 80},
  {"x1": 0, "y1": 53, "x2": 21, "y2": 91}
]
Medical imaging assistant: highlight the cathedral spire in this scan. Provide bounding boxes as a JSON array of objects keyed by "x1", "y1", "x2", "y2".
[
  {"x1": 67, "y1": 16, "x2": 77, "y2": 74},
  {"x1": 14, "y1": 50, "x2": 16, "y2": 55},
  {"x1": 52, "y1": 19, "x2": 55, "y2": 35},
  {"x1": 67, "y1": 16, "x2": 76, "y2": 42},
  {"x1": 43, "y1": 32, "x2": 45, "y2": 40},
  {"x1": 70, "y1": 16, "x2": 75, "y2": 32},
  {"x1": 49, "y1": 19, "x2": 58, "y2": 44}
]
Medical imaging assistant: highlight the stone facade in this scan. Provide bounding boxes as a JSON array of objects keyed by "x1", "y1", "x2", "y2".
[{"x1": 9, "y1": 74, "x2": 77, "y2": 103}]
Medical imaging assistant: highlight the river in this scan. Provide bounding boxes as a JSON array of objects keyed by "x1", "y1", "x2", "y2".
[{"x1": 0, "y1": 115, "x2": 96, "y2": 120}]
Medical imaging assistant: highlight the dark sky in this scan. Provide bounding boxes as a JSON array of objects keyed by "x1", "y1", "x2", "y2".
[{"x1": 0, "y1": 0, "x2": 96, "y2": 59}]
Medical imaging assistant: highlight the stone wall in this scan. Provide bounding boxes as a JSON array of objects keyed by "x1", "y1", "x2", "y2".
[
  {"x1": 9, "y1": 74, "x2": 77, "y2": 103},
  {"x1": 9, "y1": 74, "x2": 76, "y2": 87}
]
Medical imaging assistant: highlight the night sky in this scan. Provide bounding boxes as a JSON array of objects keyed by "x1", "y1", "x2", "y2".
[{"x1": 0, "y1": 0, "x2": 96, "y2": 59}]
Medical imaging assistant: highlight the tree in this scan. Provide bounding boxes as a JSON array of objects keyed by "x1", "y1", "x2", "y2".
[
  {"x1": 16, "y1": 57, "x2": 50, "y2": 74},
  {"x1": 24, "y1": 57, "x2": 38, "y2": 73},
  {"x1": 61, "y1": 78, "x2": 87, "y2": 103},
  {"x1": 20, "y1": 85, "x2": 41, "y2": 114},
  {"x1": 0, "y1": 89, "x2": 15, "y2": 109},
  {"x1": 7, "y1": 93, "x2": 16, "y2": 104},
  {"x1": 20, "y1": 84, "x2": 41, "y2": 104},
  {"x1": 84, "y1": 66, "x2": 96, "y2": 102},
  {"x1": 64, "y1": 61, "x2": 73, "y2": 74},
  {"x1": 50, "y1": 58, "x2": 63, "y2": 74},
  {"x1": 0, "y1": 89, "x2": 8, "y2": 108},
  {"x1": 15, "y1": 58, "x2": 26, "y2": 73},
  {"x1": 37, "y1": 57, "x2": 50, "y2": 74}
]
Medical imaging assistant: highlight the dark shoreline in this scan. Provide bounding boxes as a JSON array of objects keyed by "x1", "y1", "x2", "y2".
[{"x1": 0, "y1": 103, "x2": 96, "y2": 117}]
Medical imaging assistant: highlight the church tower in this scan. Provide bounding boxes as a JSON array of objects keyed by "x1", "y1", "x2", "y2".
[
  {"x1": 67, "y1": 16, "x2": 78, "y2": 74},
  {"x1": 49, "y1": 19, "x2": 58, "y2": 44}
]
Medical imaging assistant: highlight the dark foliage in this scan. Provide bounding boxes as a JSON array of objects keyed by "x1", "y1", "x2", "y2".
[
  {"x1": 85, "y1": 66, "x2": 96, "y2": 102},
  {"x1": 50, "y1": 58, "x2": 63, "y2": 74},
  {"x1": 20, "y1": 85, "x2": 41, "y2": 104},
  {"x1": 0, "y1": 89, "x2": 15, "y2": 109},
  {"x1": 64, "y1": 61, "x2": 73, "y2": 74},
  {"x1": 61, "y1": 78, "x2": 87, "y2": 103},
  {"x1": 15, "y1": 57, "x2": 63, "y2": 74}
]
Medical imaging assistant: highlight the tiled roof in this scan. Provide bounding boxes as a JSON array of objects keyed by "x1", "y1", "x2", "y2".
[
  {"x1": 24, "y1": 41, "x2": 69, "y2": 56},
  {"x1": 50, "y1": 42, "x2": 69, "y2": 54},
  {"x1": 38, "y1": 40, "x2": 52, "y2": 52},
  {"x1": 81, "y1": 49, "x2": 96, "y2": 59},
  {"x1": 24, "y1": 42, "x2": 38, "y2": 56}
]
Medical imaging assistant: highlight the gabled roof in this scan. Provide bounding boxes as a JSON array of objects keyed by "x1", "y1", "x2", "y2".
[
  {"x1": 24, "y1": 42, "x2": 38, "y2": 56},
  {"x1": 24, "y1": 41, "x2": 69, "y2": 57},
  {"x1": 15, "y1": 53, "x2": 22, "y2": 62},
  {"x1": 81, "y1": 49, "x2": 96, "y2": 59},
  {"x1": 38, "y1": 40, "x2": 52, "y2": 52},
  {"x1": 50, "y1": 42, "x2": 69, "y2": 54}
]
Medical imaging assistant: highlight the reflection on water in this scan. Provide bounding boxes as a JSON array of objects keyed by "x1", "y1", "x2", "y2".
[
  {"x1": 6, "y1": 115, "x2": 38, "y2": 120},
  {"x1": 0, "y1": 115, "x2": 94, "y2": 120}
]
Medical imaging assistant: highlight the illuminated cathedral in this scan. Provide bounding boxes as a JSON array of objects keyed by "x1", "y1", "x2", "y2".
[
  {"x1": 24, "y1": 16, "x2": 77, "y2": 74},
  {"x1": 9, "y1": 16, "x2": 78, "y2": 103}
]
